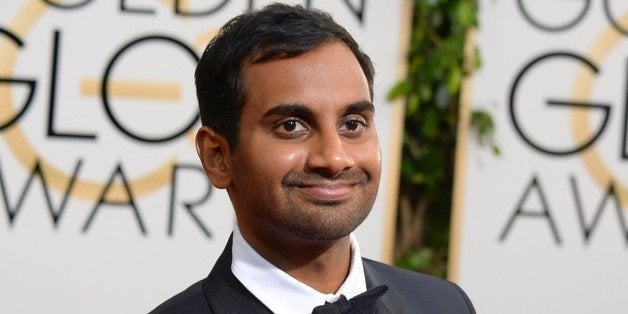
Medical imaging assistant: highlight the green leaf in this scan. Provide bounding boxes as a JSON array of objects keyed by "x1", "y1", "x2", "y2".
[
  {"x1": 419, "y1": 84, "x2": 432, "y2": 101},
  {"x1": 492, "y1": 144, "x2": 501, "y2": 156},
  {"x1": 410, "y1": 173, "x2": 426, "y2": 184},
  {"x1": 407, "y1": 94, "x2": 420, "y2": 116},
  {"x1": 421, "y1": 110, "x2": 439, "y2": 140},
  {"x1": 397, "y1": 248, "x2": 434, "y2": 271},
  {"x1": 388, "y1": 80, "x2": 411, "y2": 101},
  {"x1": 447, "y1": 67, "x2": 462, "y2": 94},
  {"x1": 455, "y1": 0, "x2": 476, "y2": 27}
]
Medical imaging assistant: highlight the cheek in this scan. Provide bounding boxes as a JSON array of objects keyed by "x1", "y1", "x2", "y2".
[
  {"x1": 353, "y1": 142, "x2": 381, "y2": 175},
  {"x1": 279, "y1": 150, "x2": 303, "y2": 164},
  {"x1": 248, "y1": 144, "x2": 307, "y2": 174}
]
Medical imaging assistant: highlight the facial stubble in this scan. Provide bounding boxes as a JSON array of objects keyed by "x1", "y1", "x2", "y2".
[{"x1": 247, "y1": 169, "x2": 378, "y2": 242}]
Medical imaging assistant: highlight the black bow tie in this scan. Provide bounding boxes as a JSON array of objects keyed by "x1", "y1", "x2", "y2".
[{"x1": 312, "y1": 285, "x2": 389, "y2": 314}]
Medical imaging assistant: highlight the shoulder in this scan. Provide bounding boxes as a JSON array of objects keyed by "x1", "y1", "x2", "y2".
[
  {"x1": 149, "y1": 280, "x2": 212, "y2": 314},
  {"x1": 363, "y1": 258, "x2": 475, "y2": 313},
  {"x1": 363, "y1": 258, "x2": 452, "y2": 288}
]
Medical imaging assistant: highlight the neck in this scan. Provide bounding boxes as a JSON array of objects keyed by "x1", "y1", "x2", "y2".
[{"x1": 238, "y1": 222, "x2": 353, "y2": 294}]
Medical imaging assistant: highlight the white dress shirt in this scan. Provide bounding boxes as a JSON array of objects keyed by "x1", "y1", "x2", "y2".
[{"x1": 231, "y1": 225, "x2": 367, "y2": 313}]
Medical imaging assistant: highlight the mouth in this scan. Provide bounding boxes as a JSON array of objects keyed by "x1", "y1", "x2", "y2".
[
  {"x1": 292, "y1": 183, "x2": 357, "y2": 202},
  {"x1": 282, "y1": 170, "x2": 368, "y2": 203}
]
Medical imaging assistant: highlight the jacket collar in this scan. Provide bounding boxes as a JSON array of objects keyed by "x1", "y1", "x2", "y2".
[
  {"x1": 202, "y1": 236, "x2": 272, "y2": 313},
  {"x1": 202, "y1": 236, "x2": 411, "y2": 313},
  {"x1": 363, "y1": 259, "x2": 413, "y2": 313}
]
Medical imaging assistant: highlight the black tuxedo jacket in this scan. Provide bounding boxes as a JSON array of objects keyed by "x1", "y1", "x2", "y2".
[{"x1": 150, "y1": 238, "x2": 475, "y2": 313}]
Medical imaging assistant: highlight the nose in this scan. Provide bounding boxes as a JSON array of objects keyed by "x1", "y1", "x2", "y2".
[{"x1": 306, "y1": 131, "x2": 355, "y2": 176}]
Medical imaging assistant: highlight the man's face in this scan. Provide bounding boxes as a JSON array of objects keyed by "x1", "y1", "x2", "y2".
[{"x1": 228, "y1": 41, "x2": 381, "y2": 242}]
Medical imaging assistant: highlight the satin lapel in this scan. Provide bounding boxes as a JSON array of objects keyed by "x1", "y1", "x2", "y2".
[
  {"x1": 363, "y1": 259, "x2": 412, "y2": 313},
  {"x1": 202, "y1": 235, "x2": 272, "y2": 314}
]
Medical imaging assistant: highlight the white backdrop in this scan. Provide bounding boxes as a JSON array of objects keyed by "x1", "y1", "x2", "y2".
[
  {"x1": 453, "y1": 0, "x2": 628, "y2": 313},
  {"x1": 0, "y1": 1, "x2": 408, "y2": 313}
]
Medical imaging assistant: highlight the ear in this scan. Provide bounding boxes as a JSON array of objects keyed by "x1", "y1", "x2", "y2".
[{"x1": 195, "y1": 126, "x2": 233, "y2": 189}]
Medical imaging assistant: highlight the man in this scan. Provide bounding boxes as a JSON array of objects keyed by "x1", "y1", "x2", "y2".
[{"x1": 151, "y1": 3, "x2": 474, "y2": 313}]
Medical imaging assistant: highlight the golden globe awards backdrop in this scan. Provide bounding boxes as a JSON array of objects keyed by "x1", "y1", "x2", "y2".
[
  {"x1": 452, "y1": 0, "x2": 628, "y2": 313},
  {"x1": 0, "y1": 1, "x2": 409, "y2": 312}
]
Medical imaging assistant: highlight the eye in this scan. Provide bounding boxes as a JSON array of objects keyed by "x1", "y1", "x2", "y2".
[
  {"x1": 281, "y1": 120, "x2": 300, "y2": 132},
  {"x1": 274, "y1": 119, "x2": 308, "y2": 138},
  {"x1": 344, "y1": 120, "x2": 363, "y2": 131},
  {"x1": 339, "y1": 116, "x2": 367, "y2": 135}
]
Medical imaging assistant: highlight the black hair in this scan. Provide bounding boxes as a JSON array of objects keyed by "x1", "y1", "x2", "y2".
[{"x1": 195, "y1": 3, "x2": 375, "y2": 149}]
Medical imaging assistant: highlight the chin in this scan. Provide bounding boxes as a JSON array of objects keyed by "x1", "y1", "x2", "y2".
[{"x1": 284, "y1": 210, "x2": 370, "y2": 241}]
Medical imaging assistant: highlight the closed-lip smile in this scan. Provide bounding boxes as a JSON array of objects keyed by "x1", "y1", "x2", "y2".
[{"x1": 293, "y1": 183, "x2": 356, "y2": 201}]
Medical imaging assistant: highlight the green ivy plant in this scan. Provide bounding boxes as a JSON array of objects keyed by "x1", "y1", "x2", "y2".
[{"x1": 389, "y1": 0, "x2": 496, "y2": 278}]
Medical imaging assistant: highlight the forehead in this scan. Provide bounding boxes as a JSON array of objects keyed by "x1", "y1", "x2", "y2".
[{"x1": 241, "y1": 41, "x2": 371, "y2": 115}]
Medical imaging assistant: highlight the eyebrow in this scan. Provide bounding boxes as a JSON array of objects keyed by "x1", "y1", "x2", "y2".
[
  {"x1": 263, "y1": 103, "x2": 314, "y2": 119},
  {"x1": 262, "y1": 100, "x2": 375, "y2": 119},
  {"x1": 344, "y1": 100, "x2": 375, "y2": 115}
]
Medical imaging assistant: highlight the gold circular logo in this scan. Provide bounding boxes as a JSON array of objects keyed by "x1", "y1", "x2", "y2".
[{"x1": 572, "y1": 12, "x2": 628, "y2": 207}]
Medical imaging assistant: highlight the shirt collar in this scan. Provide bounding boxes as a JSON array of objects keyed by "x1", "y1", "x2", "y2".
[{"x1": 231, "y1": 225, "x2": 367, "y2": 313}]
